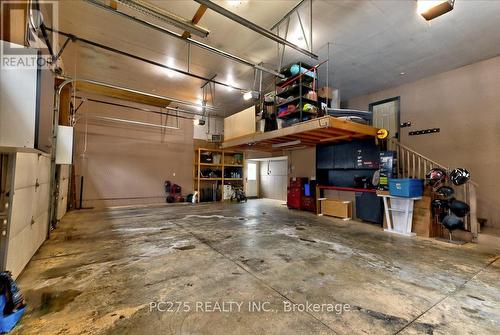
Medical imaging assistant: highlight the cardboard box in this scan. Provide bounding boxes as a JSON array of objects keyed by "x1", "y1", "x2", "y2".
[
  {"x1": 320, "y1": 199, "x2": 352, "y2": 220},
  {"x1": 411, "y1": 196, "x2": 440, "y2": 237}
]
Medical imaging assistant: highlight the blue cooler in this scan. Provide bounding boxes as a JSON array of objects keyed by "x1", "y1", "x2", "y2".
[{"x1": 388, "y1": 178, "x2": 424, "y2": 198}]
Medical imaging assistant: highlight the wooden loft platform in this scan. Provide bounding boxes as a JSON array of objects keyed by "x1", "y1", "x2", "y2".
[{"x1": 222, "y1": 116, "x2": 379, "y2": 152}]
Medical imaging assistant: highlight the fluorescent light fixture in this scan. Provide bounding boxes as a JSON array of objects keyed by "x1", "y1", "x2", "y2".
[
  {"x1": 417, "y1": 0, "x2": 454, "y2": 21},
  {"x1": 272, "y1": 140, "x2": 301, "y2": 148},
  {"x1": 117, "y1": 0, "x2": 210, "y2": 38}
]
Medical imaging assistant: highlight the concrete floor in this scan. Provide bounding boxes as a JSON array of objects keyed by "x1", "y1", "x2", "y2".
[{"x1": 13, "y1": 199, "x2": 500, "y2": 335}]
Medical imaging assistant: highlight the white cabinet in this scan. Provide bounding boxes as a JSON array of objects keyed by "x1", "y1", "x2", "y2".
[
  {"x1": 0, "y1": 41, "x2": 54, "y2": 152},
  {"x1": 0, "y1": 41, "x2": 39, "y2": 148},
  {"x1": 5, "y1": 152, "x2": 50, "y2": 278}
]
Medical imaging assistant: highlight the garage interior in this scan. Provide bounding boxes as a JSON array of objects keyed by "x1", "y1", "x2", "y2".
[{"x1": 1, "y1": 0, "x2": 499, "y2": 334}]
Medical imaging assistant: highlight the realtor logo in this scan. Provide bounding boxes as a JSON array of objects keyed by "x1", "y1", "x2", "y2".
[{"x1": 1, "y1": 0, "x2": 58, "y2": 70}]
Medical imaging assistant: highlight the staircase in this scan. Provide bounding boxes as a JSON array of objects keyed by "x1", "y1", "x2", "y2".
[{"x1": 388, "y1": 139, "x2": 479, "y2": 241}]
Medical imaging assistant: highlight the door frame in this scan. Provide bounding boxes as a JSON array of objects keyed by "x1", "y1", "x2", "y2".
[
  {"x1": 368, "y1": 96, "x2": 401, "y2": 140},
  {"x1": 245, "y1": 160, "x2": 259, "y2": 199}
]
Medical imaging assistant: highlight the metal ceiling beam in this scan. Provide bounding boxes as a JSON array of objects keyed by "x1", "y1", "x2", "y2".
[
  {"x1": 116, "y1": 0, "x2": 210, "y2": 38},
  {"x1": 83, "y1": 0, "x2": 283, "y2": 78},
  {"x1": 47, "y1": 27, "x2": 245, "y2": 93},
  {"x1": 270, "y1": 0, "x2": 307, "y2": 30},
  {"x1": 194, "y1": 0, "x2": 318, "y2": 59}
]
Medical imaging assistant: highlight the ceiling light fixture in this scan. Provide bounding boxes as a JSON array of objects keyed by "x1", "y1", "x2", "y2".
[
  {"x1": 243, "y1": 91, "x2": 252, "y2": 100},
  {"x1": 417, "y1": 0, "x2": 455, "y2": 21},
  {"x1": 193, "y1": 118, "x2": 206, "y2": 126},
  {"x1": 272, "y1": 140, "x2": 301, "y2": 148},
  {"x1": 243, "y1": 91, "x2": 260, "y2": 101}
]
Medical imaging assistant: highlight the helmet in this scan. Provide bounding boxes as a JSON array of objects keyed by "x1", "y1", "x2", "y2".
[
  {"x1": 435, "y1": 186, "x2": 454, "y2": 198},
  {"x1": 431, "y1": 199, "x2": 449, "y2": 219},
  {"x1": 450, "y1": 168, "x2": 470, "y2": 186},
  {"x1": 426, "y1": 168, "x2": 447, "y2": 188},
  {"x1": 449, "y1": 199, "x2": 470, "y2": 217},
  {"x1": 441, "y1": 214, "x2": 464, "y2": 231}
]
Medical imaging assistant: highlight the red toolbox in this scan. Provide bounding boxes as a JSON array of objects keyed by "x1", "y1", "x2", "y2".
[
  {"x1": 301, "y1": 196, "x2": 316, "y2": 212},
  {"x1": 287, "y1": 177, "x2": 304, "y2": 209},
  {"x1": 287, "y1": 186, "x2": 301, "y2": 209}
]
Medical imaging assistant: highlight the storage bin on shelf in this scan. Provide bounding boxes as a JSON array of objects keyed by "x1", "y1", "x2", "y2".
[{"x1": 388, "y1": 178, "x2": 424, "y2": 198}]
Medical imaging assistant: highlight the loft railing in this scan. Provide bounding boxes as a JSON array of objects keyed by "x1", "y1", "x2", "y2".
[{"x1": 388, "y1": 138, "x2": 479, "y2": 241}]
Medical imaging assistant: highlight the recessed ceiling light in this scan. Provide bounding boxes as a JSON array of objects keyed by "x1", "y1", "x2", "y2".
[{"x1": 400, "y1": 72, "x2": 406, "y2": 75}]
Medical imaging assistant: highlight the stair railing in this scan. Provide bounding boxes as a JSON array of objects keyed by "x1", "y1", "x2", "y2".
[{"x1": 388, "y1": 138, "x2": 479, "y2": 241}]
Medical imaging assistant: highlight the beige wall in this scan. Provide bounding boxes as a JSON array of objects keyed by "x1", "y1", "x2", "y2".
[
  {"x1": 287, "y1": 147, "x2": 316, "y2": 179},
  {"x1": 347, "y1": 56, "x2": 500, "y2": 227},
  {"x1": 74, "y1": 99, "x2": 195, "y2": 208}
]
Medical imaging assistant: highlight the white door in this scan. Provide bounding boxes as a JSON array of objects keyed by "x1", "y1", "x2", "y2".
[
  {"x1": 259, "y1": 159, "x2": 288, "y2": 201},
  {"x1": 245, "y1": 161, "x2": 258, "y2": 198},
  {"x1": 372, "y1": 99, "x2": 399, "y2": 139}
]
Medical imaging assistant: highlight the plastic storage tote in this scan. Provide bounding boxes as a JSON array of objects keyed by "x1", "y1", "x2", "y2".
[{"x1": 388, "y1": 178, "x2": 424, "y2": 198}]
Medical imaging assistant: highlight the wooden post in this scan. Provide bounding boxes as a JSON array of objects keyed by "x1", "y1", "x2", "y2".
[{"x1": 468, "y1": 183, "x2": 479, "y2": 241}]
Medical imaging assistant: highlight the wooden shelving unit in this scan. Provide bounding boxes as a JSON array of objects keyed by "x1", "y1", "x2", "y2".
[{"x1": 194, "y1": 148, "x2": 245, "y2": 202}]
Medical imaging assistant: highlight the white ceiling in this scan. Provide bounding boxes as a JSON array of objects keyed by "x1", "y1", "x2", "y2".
[{"x1": 54, "y1": 0, "x2": 500, "y2": 115}]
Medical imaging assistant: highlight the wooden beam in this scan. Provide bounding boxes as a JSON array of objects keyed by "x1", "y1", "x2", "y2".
[
  {"x1": 181, "y1": 4, "x2": 208, "y2": 39},
  {"x1": 319, "y1": 133, "x2": 367, "y2": 143}
]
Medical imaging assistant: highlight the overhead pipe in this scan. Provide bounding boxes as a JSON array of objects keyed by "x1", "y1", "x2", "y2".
[
  {"x1": 83, "y1": 0, "x2": 284, "y2": 78},
  {"x1": 47, "y1": 27, "x2": 245, "y2": 94},
  {"x1": 72, "y1": 96, "x2": 223, "y2": 119},
  {"x1": 84, "y1": 115, "x2": 180, "y2": 130},
  {"x1": 194, "y1": 0, "x2": 318, "y2": 59}
]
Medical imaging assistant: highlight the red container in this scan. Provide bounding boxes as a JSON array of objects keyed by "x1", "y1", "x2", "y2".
[
  {"x1": 287, "y1": 187, "x2": 301, "y2": 209},
  {"x1": 301, "y1": 196, "x2": 316, "y2": 212}
]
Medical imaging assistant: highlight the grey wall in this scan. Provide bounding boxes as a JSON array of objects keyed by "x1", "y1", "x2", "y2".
[
  {"x1": 347, "y1": 56, "x2": 500, "y2": 228},
  {"x1": 259, "y1": 159, "x2": 287, "y2": 201}
]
